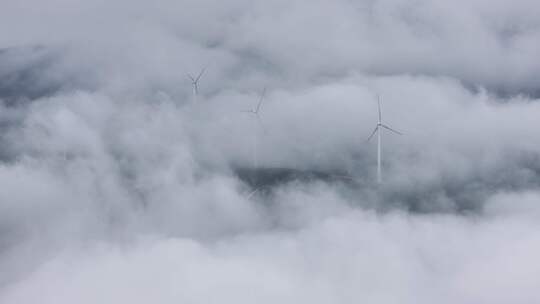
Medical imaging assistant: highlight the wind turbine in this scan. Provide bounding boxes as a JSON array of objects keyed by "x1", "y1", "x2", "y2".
[
  {"x1": 242, "y1": 88, "x2": 266, "y2": 170},
  {"x1": 187, "y1": 68, "x2": 206, "y2": 102},
  {"x1": 367, "y1": 95, "x2": 402, "y2": 184}
]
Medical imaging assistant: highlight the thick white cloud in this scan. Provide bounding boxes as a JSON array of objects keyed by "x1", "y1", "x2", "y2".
[
  {"x1": 2, "y1": 203, "x2": 540, "y2": 304},
  {"x1": 2, "y1": 0, "x2": 540, "y2": 93}
]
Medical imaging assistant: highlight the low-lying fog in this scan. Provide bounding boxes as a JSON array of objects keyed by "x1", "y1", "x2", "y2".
[{"x1": 1, "y1": 0, "x2": 539, "y2": 303}]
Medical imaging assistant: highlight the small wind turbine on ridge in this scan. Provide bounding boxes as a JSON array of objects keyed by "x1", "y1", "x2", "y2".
[
  {"x1": 367, "y1": 95, "x2": 402, "y2": 184},
  {"x1": 242, "y1": 88, "x2": 267, "y2": 170},
  {"x1": 187, "y1": 68, "x2": 206, "y2": 102}
]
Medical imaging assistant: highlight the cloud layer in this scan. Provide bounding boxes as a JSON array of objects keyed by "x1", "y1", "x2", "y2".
[{"x1": 0, "y1": 0, "x2": 539, "y2": 303}]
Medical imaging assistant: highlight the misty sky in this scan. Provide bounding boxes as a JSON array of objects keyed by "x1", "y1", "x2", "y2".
[{"x1": 1, "y1": 0, "x2": 540, "y2": 303}]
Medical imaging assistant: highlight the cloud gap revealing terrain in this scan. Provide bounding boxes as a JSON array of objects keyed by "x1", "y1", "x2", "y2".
[{"x1": 0, "y1": 0, "x2": 539, "y2": 303}]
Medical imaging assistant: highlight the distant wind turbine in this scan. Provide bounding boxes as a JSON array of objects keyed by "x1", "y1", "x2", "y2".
[
  {"x1": 187, "y1": 68, "x2": 206, "y2": 101},
  {"x1": 242, "y1": 88, "x2": 267, "y2": 169},
  {"x1": 367, "y1": 95, "x2": 402, "y2": 184}
]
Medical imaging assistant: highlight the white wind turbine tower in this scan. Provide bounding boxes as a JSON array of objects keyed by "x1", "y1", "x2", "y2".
[
  {"x1": 367, "y1": 95, "x2": 402, "y2": 184},
  {"x1": 187, "y1": 68, "x2": 205, "y2": 102},
  {"x1": 242, "y1": 88, "x2": 266, "y2": 169}
]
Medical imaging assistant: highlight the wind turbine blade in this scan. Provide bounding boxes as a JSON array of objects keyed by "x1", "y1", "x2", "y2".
[
  {"x1": 256, "y1": 88, "x2": 266, "y2": 113},
  {"x1": 366, "y1": 126, "x2": 379, "y2": 142},
  {"x1": 246, "y1": 188, "x2": 259, "y2": 199},
  {"x1": 196, "y1": 68, "x2": 206, "y2": 82},
  {"x1": 187, "y1": 74, "x2": 195, "y2": 82},
  {"x1": 381, "y1": 124, "x2": 402, "y2": 135},
  {"x1": 377, "y1": 95, "x2": 382, "y2": 123}
]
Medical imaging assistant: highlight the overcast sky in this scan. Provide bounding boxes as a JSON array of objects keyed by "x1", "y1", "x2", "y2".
[{"x1": 1, "y1": 0, "x2": 540, "y2": 303}]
